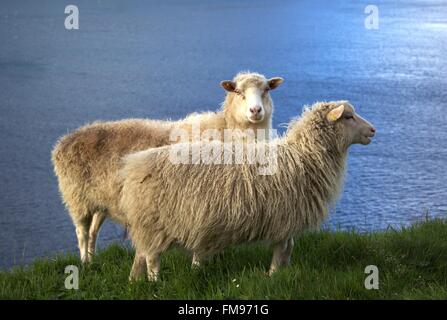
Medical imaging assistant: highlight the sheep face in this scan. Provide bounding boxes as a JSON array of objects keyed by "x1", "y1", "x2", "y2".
[
  {"x1": 326, "y1": 102, "x2": 376, "y2": 147},
  {"x1": 221, "y1": 73, "x2": 283, "y2": 125}
]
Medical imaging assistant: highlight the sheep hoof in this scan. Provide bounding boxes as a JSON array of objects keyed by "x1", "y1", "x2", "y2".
[
  {"x1": 80, "y1": 256, "x2": 91, "y2": 264},
  {"x1": 129, "y1": 268, "x2": 150, "y2": 282},
  {"x1": 147, "y1": 274, "x2": 159, "y2": 282},
  {"x1": 267, "y1": 269, "x2": 277, "y2": 277},
  {"x1": 128, "y1": 274, "x2": 143, "y2": 282}
]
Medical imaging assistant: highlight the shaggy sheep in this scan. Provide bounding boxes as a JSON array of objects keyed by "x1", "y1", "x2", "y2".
[
  {"x1": 51, "y1": 71, "x2": 284, "y2": 263},
  {"x1": 119, "y1": 101, "x2": 376, "y2": 281}
]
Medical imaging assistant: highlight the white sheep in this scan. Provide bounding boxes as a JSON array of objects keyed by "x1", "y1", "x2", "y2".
[
  {"x1": 51, "y1": 72, "x2": 284, "y2": 263},
  {"x1": 119, "y1": 101, "x2": 376, "y2": 281}
]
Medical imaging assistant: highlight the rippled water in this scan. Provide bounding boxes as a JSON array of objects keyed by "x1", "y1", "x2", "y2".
[{"x1": 1, "y1": 0, "x2": 446, "y2": 269}]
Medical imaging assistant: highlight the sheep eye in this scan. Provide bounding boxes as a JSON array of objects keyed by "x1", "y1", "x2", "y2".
[
  {"x1": 234, "y1": 89, "x2": 245, "y2": 99},
  {"x1": 344, "y1": 114, "x2": 354, "y2": 120}
]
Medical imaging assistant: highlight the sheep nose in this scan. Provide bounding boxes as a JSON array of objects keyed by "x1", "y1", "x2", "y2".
[
  {"x1": 250, "y1": 106, "x2": 262, "y2": 115},
  {"x1": 370, "y1": 127, "x2": 376, "y2": 134}
]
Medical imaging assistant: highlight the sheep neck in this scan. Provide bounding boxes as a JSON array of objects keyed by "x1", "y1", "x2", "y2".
[{"x1": 284, "y1": 121, "x2": 348, "y2": 218}]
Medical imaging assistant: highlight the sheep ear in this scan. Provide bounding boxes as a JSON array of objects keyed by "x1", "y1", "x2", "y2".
[
  {"x1": 326, "y1": 105, "x2": 345, "y2": 122},
  {"x1": 268, "y1": 77, "x2": 284, "y2": 90},
  {"x1": 220, "y1": 80, "x2": 236, "y2": 92}
]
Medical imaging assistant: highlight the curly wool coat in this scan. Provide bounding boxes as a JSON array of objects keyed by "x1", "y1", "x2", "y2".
[{"x1": 119, "y1": 101, "x2": 350, "y2": 258}]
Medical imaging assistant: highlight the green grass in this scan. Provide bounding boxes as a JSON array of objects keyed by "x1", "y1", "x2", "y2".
[{"x1": 1, "y1": 219, "x2": 447, "y2": 299}]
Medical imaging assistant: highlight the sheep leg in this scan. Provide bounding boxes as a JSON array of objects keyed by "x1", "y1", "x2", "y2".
[
  {"x1": 87, "y1": 211, "x2": 107, "y2": 259},
  {"x1": 280, "y1": 238, "x2": 294, "y2": 266},
  {"x1": 146, "y1": 253, "x2": 161, "y2": 282},
  {"x1": 129, "y1": 251, "x2": 148, "y2": 281},
  {"x1": 191, "y1": 252, "x2": 201, "y2": 268},
  {"x1": 75, "y1": 217, "x2": 92, "y2": 263},
  {"x1": 268, "y1": 238, "x2": 293, "y2": 276}
]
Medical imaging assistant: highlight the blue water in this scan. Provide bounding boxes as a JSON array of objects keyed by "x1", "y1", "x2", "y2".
[{"x1": 1, "y1": 0, "x2": 446, "y2": 269}]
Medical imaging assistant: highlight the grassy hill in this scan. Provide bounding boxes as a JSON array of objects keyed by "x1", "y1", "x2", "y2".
[{"x1": 1, "y1": 219, "x2": 446, "y2": 299}]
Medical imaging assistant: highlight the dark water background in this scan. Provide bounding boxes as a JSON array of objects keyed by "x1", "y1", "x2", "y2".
[{"x1": 1, "y1": 0, "x2": 446, "y2": 269}]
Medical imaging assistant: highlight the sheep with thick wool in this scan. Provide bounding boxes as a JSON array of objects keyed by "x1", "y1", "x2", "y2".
[
  {"x1": 119, "y1": 101, "x2": 376, "y2": 281},
  {"x1": 51, "y1": 71, "x2": 284, "y2": 263}
]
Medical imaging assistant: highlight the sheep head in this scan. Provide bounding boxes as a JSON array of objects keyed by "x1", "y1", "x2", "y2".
[
  {"x1": 325, "y1": 102, "x2": 376, "y2": 148},
  {"x1": 220, "y1": 72, "x2": 284, "y2": 126}
]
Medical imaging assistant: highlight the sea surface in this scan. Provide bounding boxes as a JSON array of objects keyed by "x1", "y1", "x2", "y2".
[{"x1": 1, "y1": 0, "x2": 446, "y2": 269}]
